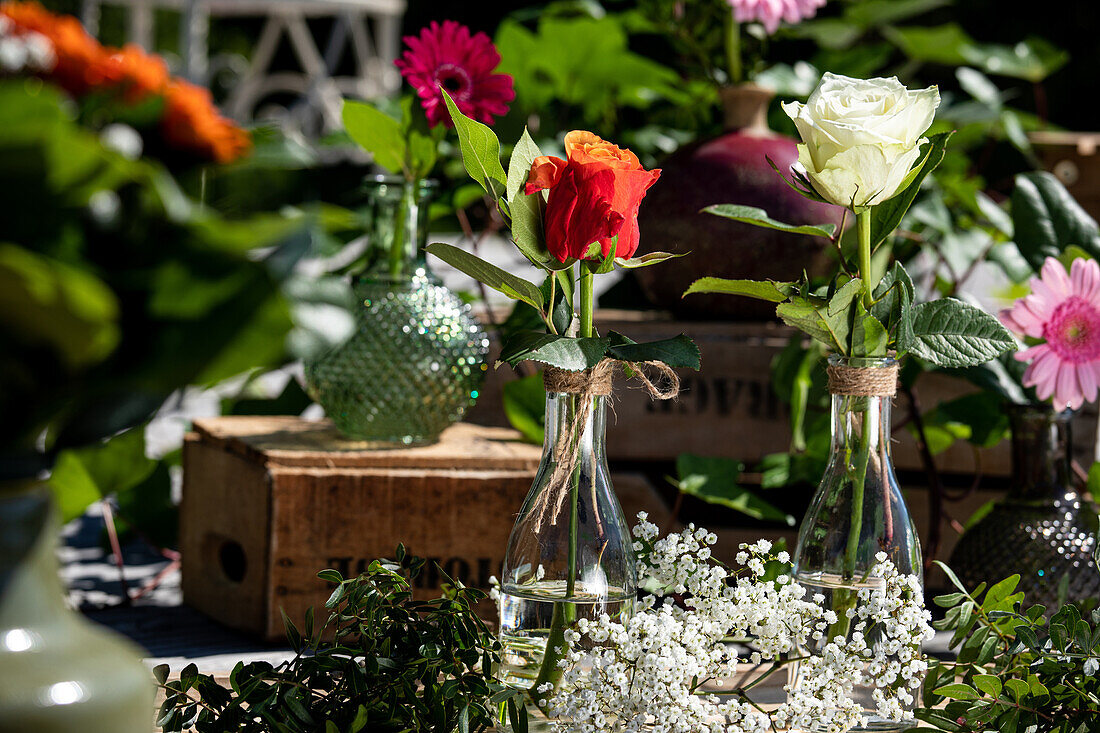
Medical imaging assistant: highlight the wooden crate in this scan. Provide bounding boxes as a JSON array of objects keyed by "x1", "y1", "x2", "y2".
[
  {"x1": 468, "y1": 309, "x2": 1098, "y2": 476},
  {"x1": 180, "y1": 417, "x2": 541, "y2": 641}
]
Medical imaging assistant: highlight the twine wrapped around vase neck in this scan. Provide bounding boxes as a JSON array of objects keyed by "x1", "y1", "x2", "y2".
[
  {"x1": 826, "y1": 363, "x2": 899, "y2": 397},
  {"x1": 531, "y1": 359, "x2": 680, "y2": 532}
]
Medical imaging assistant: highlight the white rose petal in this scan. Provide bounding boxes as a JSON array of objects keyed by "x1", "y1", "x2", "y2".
[{"x1": 784, "y1": 72, "x2": 940, "y2": 209}]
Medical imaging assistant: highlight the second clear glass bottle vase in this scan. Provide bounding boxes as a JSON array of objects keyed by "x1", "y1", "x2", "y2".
[
  {"x1": 498, "y1": 387, "x2": 636, "y2": 694},
  {"x1": 792, "y1": 356, "x2": 923, "y2": 732}
]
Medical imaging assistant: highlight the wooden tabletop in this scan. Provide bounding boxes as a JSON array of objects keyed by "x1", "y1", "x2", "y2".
[{"x1": 191, "y1": 417, "x2": 542, "y2": 471}]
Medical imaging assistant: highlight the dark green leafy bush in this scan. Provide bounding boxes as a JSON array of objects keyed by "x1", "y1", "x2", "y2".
[
  {"x1": 914, "y1": 562, "x2": 1100, "y2": 732},
  {"x1": 154, "y1": 547, "x2": 524, "y2": 733}
]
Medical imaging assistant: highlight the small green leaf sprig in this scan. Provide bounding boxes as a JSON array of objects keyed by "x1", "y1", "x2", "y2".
[
  {"x1": 685, "y1": 131, "x2": 1014, "y2": 369},
  {"x1": 425, "y1": 90, "x2": 700, "y2": 374},
  {"x1": 153, "y1": 547, "x2": 527, "y2": 733},
  {"x1": 915, "y1": 563, "x2": 1100, "y2": 733}
]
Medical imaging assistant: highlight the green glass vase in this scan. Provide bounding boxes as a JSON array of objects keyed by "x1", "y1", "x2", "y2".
[
  {"x1": 0, "y1": 484, "x2": 153, "y2": 732},
  {"x1": 303, "y1": 177, "x2": 489, "y2": 445}
]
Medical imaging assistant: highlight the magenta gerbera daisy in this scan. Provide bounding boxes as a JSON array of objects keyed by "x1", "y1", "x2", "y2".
[
  {"x1": 1000, "y1": 257, "x2": 1100, "y2": 411},
  {"x1": 394, "y1": 20, "x2": 515, "y2": 128}
]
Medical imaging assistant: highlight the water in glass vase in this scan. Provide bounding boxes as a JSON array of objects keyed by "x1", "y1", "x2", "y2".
[
  {"x1": 791, "y1": 357, "x2": 923, "y2": 733},
  {"x1": 498, "y1": 582, "x2": 634, "y2": 689},
  {"x1": 792, "y1": 572, "x2": 912, "y2": 731}
]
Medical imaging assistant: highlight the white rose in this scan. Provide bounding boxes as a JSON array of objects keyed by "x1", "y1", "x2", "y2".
[{"x1": 782, "y1": 73, "x2": 940, "y2": 209}]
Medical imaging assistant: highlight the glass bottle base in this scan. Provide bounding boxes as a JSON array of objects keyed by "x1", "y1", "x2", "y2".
[{"x1": 498, "y1": 582, "x2": 634, "y2": 690}]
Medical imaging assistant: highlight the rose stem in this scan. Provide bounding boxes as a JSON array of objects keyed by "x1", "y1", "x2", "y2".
[
  {"x1": 531, "y1": 266, "x2": 594, "y2": 710},
  {"x1": 857, "y1": 208, "x2": 875, "y2": 309}
]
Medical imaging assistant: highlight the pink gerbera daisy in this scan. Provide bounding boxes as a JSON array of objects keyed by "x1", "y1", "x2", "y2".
[
  {"x1": 728, "y1": 0, "x2": 827, "y2": 34},
  {"x1": 1000, "y1": 257, "x2": 1100, "y2": 411},
  {"x1": 394, "y1": 20, "x2": 515, "y2": 128}
]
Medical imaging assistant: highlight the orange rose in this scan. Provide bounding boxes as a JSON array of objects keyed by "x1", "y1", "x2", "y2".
[{"x1": 525, "y1": 131, "x2": 660, "y2": 263}]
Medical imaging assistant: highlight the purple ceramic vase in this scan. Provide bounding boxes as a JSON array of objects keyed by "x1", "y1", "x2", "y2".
[{"x1": 635, "y1": 84, "x2": 845, "y2": 320}]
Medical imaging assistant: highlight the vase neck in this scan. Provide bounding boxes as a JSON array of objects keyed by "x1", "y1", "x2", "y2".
[
  {"x1": 829, "y1": 392, "x2": 892, "y2": 459},
  {"x1": 543, "y1": 392, "x2": 607, "y2": 464},
  {"x1": 359, "y1": 176, "x2": 437, "y2": 279},
  {"x1": 1009, "y1": 405, "x2": 1073, "y2": 499},
  {"x1": 1, "y1": 487, "x2": 69, "y2": 628},
  {"x1": 719, "y1": 83, "x2": 774, "y2": 134}
]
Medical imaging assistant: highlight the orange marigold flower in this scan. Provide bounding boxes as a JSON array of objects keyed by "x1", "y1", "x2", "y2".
[
  {"x1": 0, "y1": 1, "x2": 117, "y2": 93},
  {"x1": 106, "y1": 44, "x2": 169, "y2": 102},
  {"x1": 161, "y1": 80, "x2": 251, "y2": 164}
]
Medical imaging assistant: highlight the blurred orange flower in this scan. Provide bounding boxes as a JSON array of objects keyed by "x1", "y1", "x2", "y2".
[
  {"x1": 0, "y1": 1, "x2": 250, "y2": 164},
  {"x1": 108, "y1": 44, "x2": 170, "y2": 102},
  {"x1": 162, "y1": 80, "x2": 251, "y2": 164},
  {"x1": 0, "y1": 0, "x2": 116, "y2": 93}
]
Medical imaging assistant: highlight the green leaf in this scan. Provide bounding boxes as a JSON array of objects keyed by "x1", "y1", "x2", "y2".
[
  {"x1": 317, "y1": 569, "x2": 343, "y2": 584},
  {"x1": 0, "y1": 244, "x2": 119, "y2": 370},
  {"x1": 498, "y1": 332, "x2": 609, "y2": 371},
  {"x1": 49, "y1": 427, "x2": 155, "y2": 522},
  {"x1": 884, "y1": 23, "x2": 973, "y2": 65},
  {"x1": 973, "y1": 674, "x2": 1002, "y2": 699},
  {"x1": 776, "y1": 296, "x2": 841, "y2": 352},
  {"x1": 615, "y1": 251, "x2": 688, "y2": 269},
  {"x1": 683, "y1": 277, "x2": 795, "y2": 302},
  {"x1": 1004, "y1": 678, "x2": 1029, "y2": 701},
  {"x1": 1011, "y1": 171, "x2": 1100, "y2": 270},
  {"x1": 962, "y1": 37, "x2": 1069, "y2": 82},
  {"x1": 504, "y1": 129, "x2": 555, "y2": 269},
  {"x1": 509, "y1": 188, "x2": 553, "y2": 269},
  {"x1": 281, "y1": 608, "x2": 301, "y2": 652},
  {"x1": 849, "y1": 303, "x2": 888, "y2": 358},
  {"x1": 507, "y1": 128, "x2": 543, "y2": 203},
  {"x1": 870, "y1": 132, "x2": 953, "y2": 249},
  {"x1": 872, "y1": 262, "x2": 915, "y2": 352},
  {"x1": 909, "y1": 298, "x2": 1015, "y2": 368},
  {"x1": 442, "y1": 89, "x2": 507, "y2": 201},
  {"x1": 704, "y1": 204, "x2": 837, "y2": 238},
  {"x1": 425, "y1": 243, "x2": 543, "y2": 312},
  {"x1": 341, "y1": 101, "x2": 404, "y2": 175},
  {"x1": 590, "y1": 237, "x2": 619, "y2": 275},
  {"x1": 934, "y1": 683, "x2": 981, "y2": 701},
  {"x1": 675, "y1": 454, "x2": 794, "y2": 525},
  {"x1": 935, "y1": 561, "x2": 969, "y2": 593},
  {"x1": 152, "y1": 664, "x2": 170, "y2": 685},
  {"x1": 502, "y1": 374, "x2": 546, "y2": 444},
  {"x1": 605, "y1": 333, "x2": 701, "y2": 370}
]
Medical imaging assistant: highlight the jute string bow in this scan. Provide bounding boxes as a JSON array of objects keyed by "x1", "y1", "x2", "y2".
[{"x1": 529, "y1": 359, "x2": 680, "y2": 532}]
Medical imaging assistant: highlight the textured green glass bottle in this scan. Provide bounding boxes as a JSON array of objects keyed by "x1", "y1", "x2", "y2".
[{"x1": 303, "y1": 176, "x2": 489, "y2": 444}]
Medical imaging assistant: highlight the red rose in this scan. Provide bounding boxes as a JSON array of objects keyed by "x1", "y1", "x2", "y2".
[{"x1": 525, "y1": 131, "x2": 660, "y2": 263}]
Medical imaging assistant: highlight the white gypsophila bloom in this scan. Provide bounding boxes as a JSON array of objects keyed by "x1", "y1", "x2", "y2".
[
  {"x1": 0, "y1": 20, "x2": 55, "y2": 73},
  {"x1": 101, "y1": 123, "x2": 145, "y2": 161},
  {"x1": 783, "y1": 73, "x2": 940, "y2": 209},
  {"x1": 547, "y1": 516, "x2": 934, "y2": 733}
]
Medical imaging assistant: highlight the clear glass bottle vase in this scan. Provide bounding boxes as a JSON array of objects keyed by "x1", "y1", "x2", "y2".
[
  {"x1": 303, "y1": 176, "x2": 489, "y2": 445},
  {"x1": 792, "y1": 356, "x2": 923, "y2": 732},
  {"x1": 498, "y1": 389, "x2": 636, "y2": 691}
]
